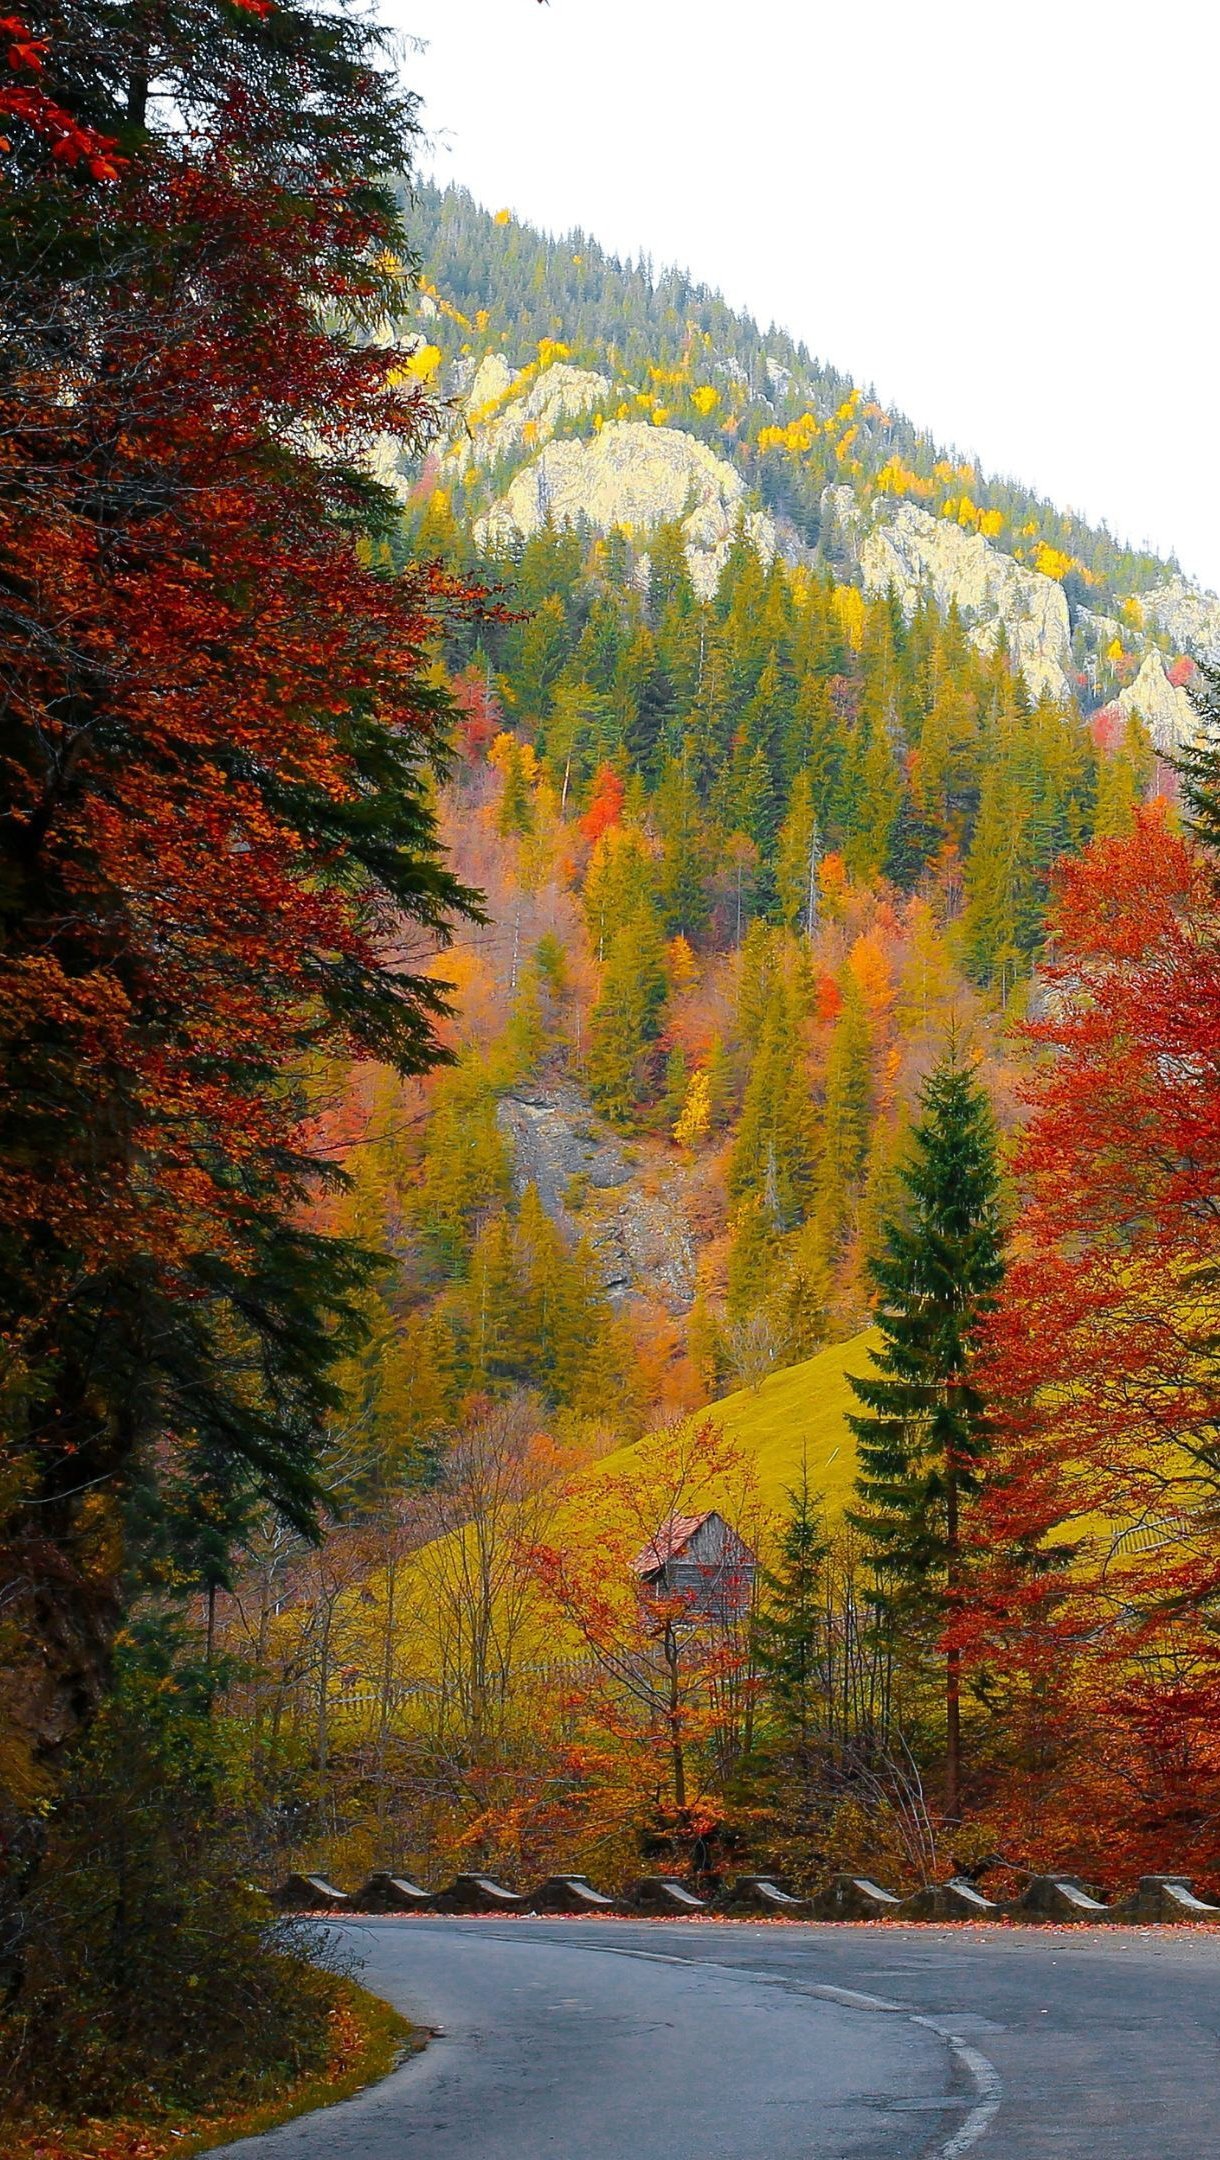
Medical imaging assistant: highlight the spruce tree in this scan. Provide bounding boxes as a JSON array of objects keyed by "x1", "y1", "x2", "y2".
[
  {"x1": 847, "y1": 1047, "x2": 1003, "y2": 1821},
  {"x1": 756, "y1": 1470, "x2": 831, "y2": 1756},
  {"x1": 729, "y1": 976, "x2": 818, "y2": 1230},
  {"x1": 775, "y1": 770, "x2": 821, "y2": 936},
  {"x1": 586, "y1": 901, "x2": 667, "y2": 1125}
]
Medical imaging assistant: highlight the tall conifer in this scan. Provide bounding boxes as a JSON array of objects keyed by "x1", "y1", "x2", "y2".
[
  {"x1": 847, "y1": 1047, "x2": 1003, "y2": 1820},
  {"x1": 756, "y1": 1469, "x2": 831, "y2": 1752}
]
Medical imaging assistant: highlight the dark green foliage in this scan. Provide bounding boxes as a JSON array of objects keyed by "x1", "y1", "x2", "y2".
[
  {"x1": 1179, "y1": 659, "x2": 1220, "y2": 855},
  {"x1": 0, "y1": 1642, "x2": 337, "y2": 2121},
  {"x1": 586, "y1": 901, "x2": 667, "y2": 1124},
  {"x1": 848, "y1": 1049, "x2": 1003, "y2": 1623},
  {"x1": 755, "y1": 1472, "x2": 831, "y2": 1750},
  {"x1": 847, "y1": 1047, "x2": 1002, "y2": 1813}
]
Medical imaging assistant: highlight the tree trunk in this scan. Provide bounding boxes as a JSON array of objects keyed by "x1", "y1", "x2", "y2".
[
  {"x1": 665, "y1": 1621, "x2": 687, "y2": 1811},
  {"x1": 945, "y1": 1465, "x2": 961, "y2": 1822}
]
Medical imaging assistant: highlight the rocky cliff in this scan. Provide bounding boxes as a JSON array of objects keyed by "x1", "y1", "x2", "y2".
[
  {"x1": 832, "y1": 489, "x2": 1074, "y2": 701},
  {"x1": 497, "y1": 1084, "x2": 696, "y2": 1311},
  {"x1": 412, "y1": 335, "x2": 1220, "y2": 737},
  {"x1": 1115, "y1": 649, "x2": 1198, "y2": 753},
  {"x1": 475, "y1": 417, "x2": 776, "y2": 598}
]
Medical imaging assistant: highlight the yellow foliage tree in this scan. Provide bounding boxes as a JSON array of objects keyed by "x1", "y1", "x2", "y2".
[
  {"x1": 674, "y1": 1068, "x2": 712, "y2": 1151},
  {"x1": 1032, "y1": 540, "x2": 1075, "y2": 582},
  {"x1": 664, "y1": 934, "x2": 699, "y2": 993},
  {"x1": 848, "y1": 933, "x2": 893, "y2": 1018}
]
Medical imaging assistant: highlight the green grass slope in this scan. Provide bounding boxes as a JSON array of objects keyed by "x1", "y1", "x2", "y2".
[
  {"x1": 586, "y1": 1328, "x2": 878, "y2": 1526},
  {"x1": 708, "y1": 1329, "x2": 878, "y2": 1517},
  {"x1": 320, "y1": 1332, "x2": 880, "y2": 1700}
]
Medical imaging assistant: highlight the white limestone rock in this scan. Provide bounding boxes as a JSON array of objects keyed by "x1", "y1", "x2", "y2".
[
  {"x1": 1136, "y1": 575, "x2": 1220, "y2": 661},
  {"x1": 466, "y1": 350, "x2": 516, "y2": 413},
  {"x1": 765, "y1": 355, "x2": 795, "y2": 401},
  {"x1": 453, "y1": 359, "x2": 612, "y2": 476},
  {"x1": 1116, "y1": 649, "x2": 1198, "y2": 753},
  {"x1": 827, "y1": 489, "x2": 1073, "y2": 700},
  {"x1": 359, "y1": 429, "x2": 414, "y2": 505},
  {"x1": 476, "y1": 419, "x2": 776, "y2": 598}
]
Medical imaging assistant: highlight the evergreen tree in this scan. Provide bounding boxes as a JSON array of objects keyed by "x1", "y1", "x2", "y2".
[
  {"x1": 755, "y1": 1469, "x2": 831, "y2": 1754},
  {"x1": 959, "y1": 745, "x2": 1040, "y2": 992},
  {"x1": 772, "y1": 1221, "x2": 832, "y2": 1360},
  {"x1": 839, "y1": 711, "x2": 902, "y2": 883},
  {"x1": 586, "y1": 901, "x2": 667, "y2": 1124},
  {"x1": 729, "y1": 976, "x2": 818, "y2": 1228},
  {"x1": 727, "y1": 1191, "x2": 781, "y2": 1321},
  {"x1": 775, "y1": 770, "x2": 821, "y2": 936},
  {"x1": 462, "y1": 1212, "x2": 527, "y2": 1391},
  {"x1": 703, "y1": 1033, "x2": 736, "y2": 1130},
  {"x1": 847, "y1": 1047, "x2": 1003, "y2": 1820},
  {"x1": 496, "y1": 740, "x2": 535, "y2": 837},
  {"x1": 654, "y1": 754, "x2": 711, "y2": 937}
]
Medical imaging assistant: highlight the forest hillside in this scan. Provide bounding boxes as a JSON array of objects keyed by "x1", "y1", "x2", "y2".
[{"x1": 298, "y1": 183, "x2": 1220, "y2": 1499}]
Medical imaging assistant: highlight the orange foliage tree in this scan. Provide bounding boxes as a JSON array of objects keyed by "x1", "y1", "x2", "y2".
[
  {"x1": 526, "y1": 1421, "x2": 764, "y2": 1860},
  {"x1": 958, "y1": 801, "x2": 1220, "y2": 1878}
]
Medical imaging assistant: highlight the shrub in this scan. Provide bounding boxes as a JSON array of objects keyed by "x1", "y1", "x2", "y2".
[{"x1": 0, "y1": 1643, "x2": 339, "y2": 2123}]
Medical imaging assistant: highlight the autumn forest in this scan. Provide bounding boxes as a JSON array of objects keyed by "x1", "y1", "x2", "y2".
[{"x1": 4, "y1": 3, "x2": 1220, "y2": 2147}]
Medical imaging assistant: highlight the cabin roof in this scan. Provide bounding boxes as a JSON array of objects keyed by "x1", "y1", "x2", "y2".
[{"x1": 630, "y1": 1511, "x2": 722, "y2": 1577}]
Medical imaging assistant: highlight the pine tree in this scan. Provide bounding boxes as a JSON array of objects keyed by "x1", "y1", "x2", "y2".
[
  {"x1": 776, "y1": 770, "x2": 821, "y2": 936},
  {"x1": 772, "y1": 1221, "x2": 832, "y2": 1360},
  {"x1": 729, "y1": 976, "x2": 818, "y2": 1229},
  {"x1": 847, "y1": 1047, "x2": 1003, "y2": 1820},
  {"x1": 755, "y1": 1469, "x2": 831, "y2": 1754},
  {"x1": 839, "y1": 711, "x2": 903, "y2": 883},
  {"x1": 496, "y1": 740, "x2": 535, "y2": 837},
  {"x1": 662, "y1": 1043, "x2": 689, "y2": 1127},
  {"x1": 960, "y1": 746, "x2": 1039, "y2": 993},
  {"x1": 654, "y1": 754, "x2": 711, "y2": 938},
  {"x1": 703, "y1": 1034, "x2": 735, "y2": 1130},
  {"x1": 462, "y1": 1212, "x2": 527, "y2": 1391},
  {"x1": 1092, "y1": 714, "x2": 1154, "y2": 841},
  {"x1": 726, "y1": 1190, "x2": 781, "y2": 1320}
]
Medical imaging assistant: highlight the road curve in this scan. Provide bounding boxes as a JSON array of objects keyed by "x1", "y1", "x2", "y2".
[{"x1": 209, "y1": 1916, "x2": 1220, "y2": 2160}]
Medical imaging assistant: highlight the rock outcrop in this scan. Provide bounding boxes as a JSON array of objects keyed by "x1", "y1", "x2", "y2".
[
  {"x1": 475, "y1": 418, "x2": 775, "y2": 598},
  {"x1": 830, "y1": 488, "x2": 1073, "y2": 700},
  {"x1": 1136, "y1": 575, "x2": 1220, "y2": 660},
  {"x1": 1116, "y1": 649, "x2": 1198, "y2": 752},
  {"x1": 497, "y1": 1084, "x2": 696, "y2": 1311},
  {"x1": 453, "y1": 358, "x2": 612, "y2": 476}
]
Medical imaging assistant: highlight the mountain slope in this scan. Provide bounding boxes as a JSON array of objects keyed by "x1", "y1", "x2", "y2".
[{"x1": 385, "y1": 184, "x2": 1219, "y2": 747}]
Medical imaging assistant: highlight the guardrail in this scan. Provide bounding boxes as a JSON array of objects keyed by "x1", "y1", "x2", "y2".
[{"x1": 266, "y1": 1867, "x2": 1220, "y2": 1923}]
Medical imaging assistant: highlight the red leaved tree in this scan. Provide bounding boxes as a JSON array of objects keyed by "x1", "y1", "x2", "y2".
[
  {"x1": 958, "y1": 802, "x2": 1220, "y2": 1878},
  {"x1": 526, "y1": 1421, "x2": 763, "y2": 1867},
  {"x1": 0, "y1": 2, "x2": 485, "y2": 1763}
]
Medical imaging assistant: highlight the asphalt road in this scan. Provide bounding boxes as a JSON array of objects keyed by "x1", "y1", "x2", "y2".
[{"x1": 210, "y1": 1916, "x2": 1220, "y2": 2160}]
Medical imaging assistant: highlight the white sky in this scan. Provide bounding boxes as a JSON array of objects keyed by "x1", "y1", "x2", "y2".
[{"x1": 388, "y1": 0, "x2": 1220, "y2": 592}]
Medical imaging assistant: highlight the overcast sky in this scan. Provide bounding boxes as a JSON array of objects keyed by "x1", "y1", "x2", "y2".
[{"x1": 389, "y1": 0, "x2": 1219, "y2": 592}]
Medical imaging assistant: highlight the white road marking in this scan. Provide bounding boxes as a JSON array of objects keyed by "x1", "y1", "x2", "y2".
[{"x1": 912, "y1": 2017, "x2": 1003, "y2": 2157}]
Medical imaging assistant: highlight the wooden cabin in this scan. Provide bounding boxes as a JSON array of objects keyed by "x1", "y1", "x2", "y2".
[{"x1": 630, "y1": 1510, "x2": 756, "y2": 1624}]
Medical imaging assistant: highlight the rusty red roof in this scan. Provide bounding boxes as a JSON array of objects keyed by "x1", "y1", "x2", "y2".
[{"x1": 630, "y1": 1512, "x2": 712, "y2": 1577}]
